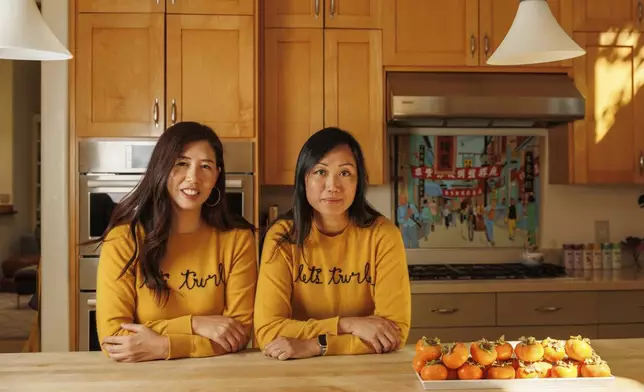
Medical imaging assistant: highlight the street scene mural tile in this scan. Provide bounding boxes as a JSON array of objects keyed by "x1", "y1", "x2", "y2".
[{"x1": 393, "y1": 135, "x2": 541, "y2": 249}]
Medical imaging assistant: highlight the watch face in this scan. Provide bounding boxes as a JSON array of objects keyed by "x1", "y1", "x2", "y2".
[{"x1": 319, "y1": 334, "x2": 327, "y2": 346}]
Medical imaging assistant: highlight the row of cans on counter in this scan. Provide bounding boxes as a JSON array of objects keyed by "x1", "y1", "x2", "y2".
[{"x1": 563, "y1": 243, "x2": 622, "y2": 270}]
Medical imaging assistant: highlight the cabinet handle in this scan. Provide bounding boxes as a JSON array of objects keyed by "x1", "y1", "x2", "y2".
[
  {"x1": 171, "y1": 0, "x2": 175, "y2": 4},
  {"x1": 87, "y1": 299, "x2": 96, "y2": 308},
  {"x1": 639, "y1": 151, "x2": 644, "y2": 175},
  {"x1": 330, "y1": 0, "x2": 335, "y2": 19},
  {"x1": 484, "y1": 34, "x2": 490, "y2": 58},
  {"x1": 535, "y1": 306, "x2": 562, "y2": 313},
  {"x1": 470, "y1": 34, "x2": 476, "y2": 57},
  {"x1": 156, "y1": 0, "x2": 159, "y2": 4},
  {"x1": 431, "y1": 308, "x2": 458, "y2": 315},
  {"x1": 314, "y1": 0, "x2": 319, "y2": 19},
  {"x1": 639, "y1": 0, "x2": 643, "y2": 24},
  {"x1": 153, "y1": 98, "x2": 159, "y2": 128},
  {"x1": 171, "y1": 99, "x2": 177, "y2": 125}
]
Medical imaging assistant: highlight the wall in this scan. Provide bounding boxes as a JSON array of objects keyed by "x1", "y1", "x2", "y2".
[
  {"x1": 0, "y1": 60, "x2": 40, "y2": 274},
  {"x1": 0, "y1": 60, "x2": 15, "y2": 270},
  {"x1": 41, "y1": 0, "x2": 70, "y2": 352},
  {"x1": 13, "y1": 61, "x2": 41, "y2": 243}
]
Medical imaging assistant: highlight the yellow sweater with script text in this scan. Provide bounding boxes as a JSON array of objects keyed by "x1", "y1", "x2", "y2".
[
  {"x1": 254, "y1": 217, "x2": 411, "y2": 355},
  {"x1": 96, "y1": 224, "x2": 257, "y2": 359}
]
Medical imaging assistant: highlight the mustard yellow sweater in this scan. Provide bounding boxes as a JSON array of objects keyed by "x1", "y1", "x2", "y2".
[
  {"x1": 96, "y1": 224, "x2": 257, "y2": 359},
  {"x1": 254, "y1": 217, "x2": 411, "y2": 355}
]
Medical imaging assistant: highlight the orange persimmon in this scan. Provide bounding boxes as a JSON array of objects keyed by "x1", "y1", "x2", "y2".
[
  {"x1": 442, "y1": 343, "x2": 469, "y2": 370},
  {"x1": 494, "y1": 335, "x2": 514, "y2": 361},
  {"x1": 470, "y1": 338, "x2": 497, "y2": 366},
  {"x1": 565, "y1": 335, "x2": 594, "y2": 362},
  {"x1": 457, "y1": 361, "x2": 484, "y2": 380},
  {"x1": 486, "y1": 360, "x2": 516, "y2": 379},
  {"x1": 420, "y1": 360, "x2": 449, "y2": 381},
  {"x1": 580, "y1": 355, "x2": 612, "y2": 378},
  {"x1": 542, "y1": 337, "x2": 566, "y2": 363},
  {"x1": 551, "y1": 360, "x2": 579, "y2": 378},
  {"x1": 514, "y1": 336, "x2": 544, "y2": 363},
  {"x1": 415, "y1": 336, "x2": 442, "y2": 362}
]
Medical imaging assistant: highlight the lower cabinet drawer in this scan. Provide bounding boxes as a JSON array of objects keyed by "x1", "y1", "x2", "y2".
[
  {"x1": 411, "y1": 293, "x2": 496, "y2": 328},
  {"x1": 598, "y1": 291, "x2": 644, "y2": 323},
  {"x1": 497, "y1": 292, "x2": 599, "y2": 326},
  {"x1": 598, "y1": 323, "x2": 644, "y2": 338}
]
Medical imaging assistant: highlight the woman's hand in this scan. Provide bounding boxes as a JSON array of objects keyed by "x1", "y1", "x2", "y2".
[
  {"x1": 191, "y1": 315, "x2": 248, "y2": 353},
  {"x1": 263, "y1": 337, "x2": 320, "y2": 360},
  {"x1": 102, "y1": 323, "x2": 168, "y2": 362},
  {"x1": 339, "y1": 316, "x2": 402, "y2": 354}
]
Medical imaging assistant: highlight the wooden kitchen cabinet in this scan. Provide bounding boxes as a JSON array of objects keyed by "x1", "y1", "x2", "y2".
[
  {"x1": 571, "y1": 31, "x2": 644, "y2": 184},
  {"x1": 382, "y1": 0, "x2": 573, "y2": 67},
  {"x1": 263, "y1": 29, "x2": 324, "y2": 185},
  {"x1": 263, "y1": 29, "x2": 385, "y2": 185},
  {"x1": 166, "y1": 0, "x2": 254, "y2": 15},
  {"x1": 264, "y1": 0, "x2": 382, "y2": 29},
  {"x1": 75, "y1": 14, "x2": 255, "y2": 138},
  {"x1": 78, "y1": 0, "x2": 165, "y2": 13},
  {"x1": 78, "y1": 0, "x2": 253, "y2": 14},
  {"x1": 76, "y1": 14, "x2": 166, "y2": 137},
  {"x1": 166, "y1": 15, "x2": 254, "y2": 138},
  {"x1": 573, "y1": 0, "x2": 643, "y2": 32},
  {"x1": 496, "y1": 292, "x2": 599, "y2": 326}
]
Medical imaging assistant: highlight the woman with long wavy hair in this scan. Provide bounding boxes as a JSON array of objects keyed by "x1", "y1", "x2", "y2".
[
  {"x1": 254, "y1": 127, "x2": 411, "y2": 360},
  {"x1": 94, "y1": 122, "x2": 257, "y2": 362}
]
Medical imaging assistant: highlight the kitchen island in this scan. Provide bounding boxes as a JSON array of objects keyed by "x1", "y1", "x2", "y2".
[{"x1": 1, "y1": 339, "x2": 644, "y2": 391}]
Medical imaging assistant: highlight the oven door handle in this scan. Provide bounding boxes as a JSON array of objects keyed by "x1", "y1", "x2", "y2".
[
  {"x1": 86, "y1": 180, "x2": 141, "y2": 188},
  {"x1": 87, "y1": 298, "x2": 96, "y2": 308},
  {"x1": 225, "y1": 179, "x2": 243, "y2": 188}
]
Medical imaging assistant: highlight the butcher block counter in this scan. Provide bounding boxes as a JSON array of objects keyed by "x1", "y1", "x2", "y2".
[{"x1": 2, "y1": 339, "x2": 644, "y2": 391}]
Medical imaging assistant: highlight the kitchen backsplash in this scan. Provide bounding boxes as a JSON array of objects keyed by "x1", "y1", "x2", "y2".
[{"x1": 260, "y1": 134, "x2": 644, "y2": 265}]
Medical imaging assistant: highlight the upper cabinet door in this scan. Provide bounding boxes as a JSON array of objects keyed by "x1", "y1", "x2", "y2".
[
  {"x1": 166, "y1": 0, "x2": 254, "y2": 15},
  {"x1": 166, "y1": 15, "x2": 255, "y2": 138},
  {"x1": 78, "y1": 0, "x2": 165, "y2": 13},
  {"x1": 382, "y1": 0, "x2": 480, "y2": 66},
  {"x1": 573, "y1": 0, "x2": 643, "y2": 32},
  {"x1": 324, "y1": 0, "x2": 383, "y2": 29},
  {"x1": 263, "y1": 29, "x2": 324, "y2": 185},
  {"x1": 572, "y1": 32, "x2": 643, "y2": 184},
  {"x1": 324, "y1": 30, "x2": 384, "y2": 184},
  {"x1": 264, "y1": 0, "x2": 324, "y2": 28},
  {"x1": 76, "y1": 14, "x2": 165, "y2": 137},
  {"x1": 479, "y1": 0, "x2": 573, "y2": 67}
]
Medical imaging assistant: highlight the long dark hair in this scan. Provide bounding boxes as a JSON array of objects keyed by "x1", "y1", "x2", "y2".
[
  {"x1": 264, "y1": 127, "x2": 381, "y2": 256},
  {"x1": 88, "y1": 121, "x2": 254, "y2": 305}
]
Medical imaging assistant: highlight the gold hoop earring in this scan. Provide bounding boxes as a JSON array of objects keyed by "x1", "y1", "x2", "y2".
[{"x1": 205, "y1": 187, "x2": 221, "y2": 208}]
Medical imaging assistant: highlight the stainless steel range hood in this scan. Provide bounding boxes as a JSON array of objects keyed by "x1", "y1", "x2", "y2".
[{"x1": 386, "y1": 72, "x2": 585, "y2": 129}]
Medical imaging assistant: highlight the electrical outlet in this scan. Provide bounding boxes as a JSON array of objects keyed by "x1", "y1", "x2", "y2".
[{"x1": 595, "y1": 220, "x2": 610, "y2": 243}]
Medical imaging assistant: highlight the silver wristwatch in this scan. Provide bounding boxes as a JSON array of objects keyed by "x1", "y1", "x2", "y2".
[{"x1": 317, "y1": 334, "x2": 328, "y2": 356}]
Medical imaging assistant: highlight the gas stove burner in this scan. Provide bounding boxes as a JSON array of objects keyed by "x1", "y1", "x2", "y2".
[{"x1": 408, "y1": 263, "x2": 568, "y2": 281}]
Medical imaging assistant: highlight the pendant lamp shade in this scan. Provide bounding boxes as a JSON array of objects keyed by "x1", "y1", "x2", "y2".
[
  {"x1": 0, "y1": 0, "x2": 72, "y2": 61},
  {"x1": 487, "y1": 0, "x2": 585, "y2": 66}
]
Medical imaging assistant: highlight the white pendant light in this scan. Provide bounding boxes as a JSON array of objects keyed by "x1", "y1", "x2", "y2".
[
  {"x1": 0, "y1": 0, "x2": 72, "y2": 61},
  {"x1": 487, "y1": 0, "x2": 585, "y2": 66}
]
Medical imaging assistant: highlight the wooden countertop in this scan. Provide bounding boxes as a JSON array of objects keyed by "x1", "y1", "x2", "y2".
[
  {"x1": 2, "y1": 339, "x2": 644, "y2": 391},
  {"x1": 411, "y1": 268, "x2": 644, "y2": 294}
]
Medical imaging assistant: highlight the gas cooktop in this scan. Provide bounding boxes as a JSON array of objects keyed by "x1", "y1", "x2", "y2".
[{"x1": 408, "y1": 263, "x2": 568, "y2": 281}]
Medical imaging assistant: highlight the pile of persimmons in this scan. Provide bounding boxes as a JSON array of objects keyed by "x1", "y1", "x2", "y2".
[{"x1": 413, "y1": 335, "x2": 612, "y2": 381}]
